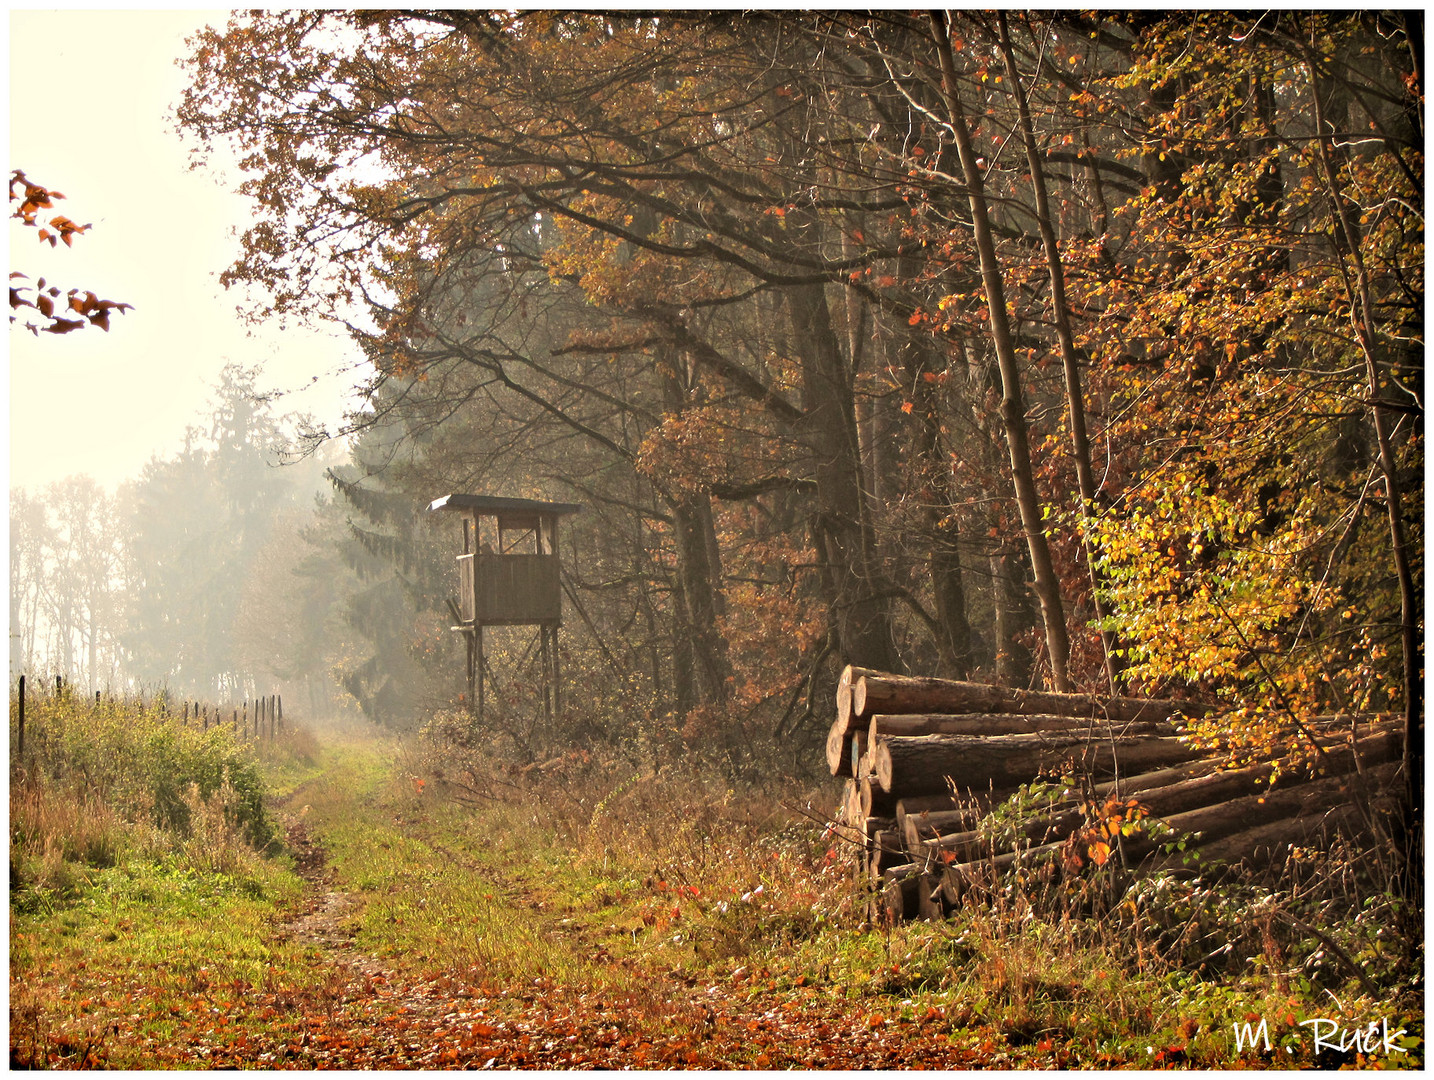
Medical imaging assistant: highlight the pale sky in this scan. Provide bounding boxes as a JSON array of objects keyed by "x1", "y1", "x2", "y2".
[{"x1": 7, "y1": 8, "x2": 367, "y2": 493}]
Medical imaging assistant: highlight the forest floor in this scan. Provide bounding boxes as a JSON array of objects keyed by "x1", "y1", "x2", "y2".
[
  {"x1": 10, "y1": 738, "x2": 1014, "y2": 1068},
  {"x1": 163, "y1": 812, "x2": 994, "y2": 1070},
  {"x1": 10, "y1": 728, "x2": 1422, "y2": 1069}
]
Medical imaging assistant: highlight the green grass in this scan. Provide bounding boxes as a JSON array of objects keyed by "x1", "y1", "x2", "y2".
[
  {"x1": 11, "y1": 696, "x2": 1424, "y2": 1069},
  {"x1": 8, "y1": 689, "x2": 327, "y2": 1067},
  {"x1": 382, "y1": 727, "x2": 1424, "y2": 1069},
  {"x1": 10, "y1": 849, "x2": 314, "y2": 1067}
]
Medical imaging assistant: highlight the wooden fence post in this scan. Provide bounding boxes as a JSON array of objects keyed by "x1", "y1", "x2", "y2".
[{"x1": 17, "y1": 674, "x2": 25, "y2": 762}]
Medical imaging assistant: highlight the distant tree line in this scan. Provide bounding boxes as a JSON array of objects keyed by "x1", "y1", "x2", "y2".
[{"x1": 11, "y1": 365, "x2": 347, "y2": 711}]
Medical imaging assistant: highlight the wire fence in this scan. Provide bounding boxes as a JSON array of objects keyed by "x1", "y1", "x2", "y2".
[{"x1": 11, "y1": 673, "x2": 286, "y2": 763}]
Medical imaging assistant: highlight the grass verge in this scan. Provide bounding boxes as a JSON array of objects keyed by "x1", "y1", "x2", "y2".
[{"x1": 11, "y1": 694, "x2": 1424, "y2": 1068}]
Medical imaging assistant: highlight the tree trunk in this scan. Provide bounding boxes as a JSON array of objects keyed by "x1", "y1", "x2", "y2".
[
  {"x1": 928, "y1": 11, "x2": 1072, "y2": 692},
  {"x1": 991, "y1": 544, "x2": 1034, "y2": 685},
  {"x1": 1307, "y1": 55, "x2": 1422, "y2": 898},
  {"x1": 896, "y1": 255, "x2": 974, "y2": 678},
  {"x1": 871, "y1": 712, "x2": 1173, "y2": 741},
  {"x1": 787, "y1": 281, "x2": 899, "y2": 672},
  {"x1": 996, "y1": 11, "x2": 1122, "y2": 691},
  {"x1": 670, "y1": 584, "x2": 696, "y2": 714},
  {"x1": 874, "y1": 731, "x2": 1201, "y2": 796},
  {"x1": 854, "y1": 673, "x2": 1208, "y2": 725},
  {"x1": 661, "y1": 354, "x2": 731, "y2": 707},
  {"x1": 672, "y1": 495, "x2": 731, "y2": 705}
]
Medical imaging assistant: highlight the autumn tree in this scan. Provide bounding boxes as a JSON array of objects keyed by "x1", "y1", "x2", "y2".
[
  {"x1": 1067, "y1": 13, "x2": 1421, "y2": 819},
  {"x1": 176, "y1": 11, "x2": 1421, "y2": 803},
  {"x1": 8, "y1": 170, "x2": 131, "y2": 335},
  {"x1": 178, "y1": 11, "x2": 912, "y2": 716}
]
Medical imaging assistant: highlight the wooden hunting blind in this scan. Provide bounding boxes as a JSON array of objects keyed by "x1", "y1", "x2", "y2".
[{"x1": 428, "y1": 493, "x2": 582, "y2": 721}]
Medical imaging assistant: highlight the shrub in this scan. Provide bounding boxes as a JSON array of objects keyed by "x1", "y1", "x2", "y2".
[{"x1": 9, "y1": 688, "x2": 279, "y2": 909}]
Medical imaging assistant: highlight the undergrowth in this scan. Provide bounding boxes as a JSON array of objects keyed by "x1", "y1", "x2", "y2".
[
  {"x1": 404, "y1": 711, "x2": 1424, "y2": 1068},
  {"x1": 8, "y1": 684, "x2": 332, "y2": 1068},
  {"x1": 11, "y1": 698, "x2": 1422, "y2": 1069},
  {"x1": 10, "y1": 687, "x2": 285, "y2": 915}
]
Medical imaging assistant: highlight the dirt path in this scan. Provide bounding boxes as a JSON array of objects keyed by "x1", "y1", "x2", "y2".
[{"x1": 188, "y1": 809, "x2": 1000, "y2": 1069}]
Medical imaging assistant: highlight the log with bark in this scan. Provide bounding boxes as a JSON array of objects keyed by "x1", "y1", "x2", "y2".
[
  {"x1": 827, "y1": 661, "x2": 1396, "y2": 924},
  {"x1": 869, "y1": 712, "x2": 1175, "y2": 741},
  {"x1": 899, "y1": 757, "x2": 1217, "y2": 845},
  {"x1": 900, "y1": 808, "x2": 987, "y2": 849},
  {"x1": 1174, "y1": 784, "x2": 1400, "y2": 870},
  {"x1": 879, "y1": 866, "x2": 922, "y2": 923},
  {"x1": 936, "y1": 761, "x2": 1400, "y2": 902},
  {"x1": 909, "y1": 727, "x2": 1402, "y2": 859},
  {"x1": 895, "y1": 793, "x2": 963, "y2": 820},
  {"x1": 915, "y1": 871, "x2": 946, "y2": 921},
  {"x1": 853, "y1": 673, "x2": 1209, "y2": 726},
  {"x1": 873, "y1": 731, "x2": 1204, "y2": 796},
  {"x1": 877, "y1": 863, "x2": 946, "y2": 922},
  {"x1": 909, "y1": 766, "x2": 1216, "y2": 860}
]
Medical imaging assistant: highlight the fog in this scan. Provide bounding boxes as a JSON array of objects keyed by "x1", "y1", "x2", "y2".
[{"x1": 9, "y1": 365, "x2": 353, "y2": 710}]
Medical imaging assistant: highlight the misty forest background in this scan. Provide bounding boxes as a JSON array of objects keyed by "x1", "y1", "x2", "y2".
[{"x1": 11, "y1": 10, "x2": 1421, "y2": 784}]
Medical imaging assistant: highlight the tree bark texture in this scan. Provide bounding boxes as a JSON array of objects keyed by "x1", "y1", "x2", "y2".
[
  {"x1": 870, "y1": 712, "x2": 1173, "y2": 741},
  {"x1": 936, "y1": 760, "x2": 1401, "y2": 902},
  {"x1": 928, "y1": 10, "x2": 1073, "y2": 691},
  {"x1": 873, "y1": 731, "x2": 1202, "y2": 796},
  {"x1": 1306, "y1": 53, "x2": 1422, "y2": 890},
  {"x1": 995, "y1": 11, "x2": 1123, "y2": 691},
  {"x1": 853, "y1": 673, "x2": 1208, "y2": 725},
  {"x1": 787, "y1": 281, "x2": 899, "y2": 673},
  {"x1": 913, "y1": 732, "x2": 1400, "y2": 861}
]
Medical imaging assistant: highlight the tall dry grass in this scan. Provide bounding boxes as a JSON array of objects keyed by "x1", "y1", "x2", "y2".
[{"x1": 9, "y1": 686, "x2": 283, "y2": 910}]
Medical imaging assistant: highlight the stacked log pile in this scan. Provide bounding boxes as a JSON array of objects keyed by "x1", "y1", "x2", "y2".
[{"x1": 825, "y1": 667, "x2": 1400, "y2": 924}]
